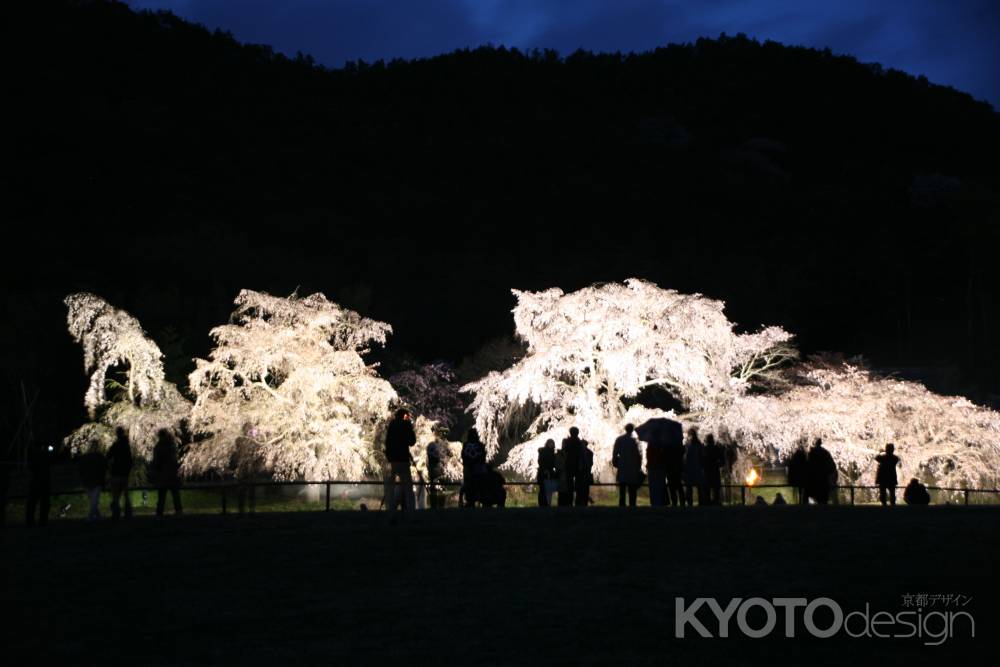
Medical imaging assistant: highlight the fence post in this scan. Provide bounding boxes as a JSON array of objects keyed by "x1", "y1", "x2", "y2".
[
  {"x1": 221, "y1": 490, "x2": 227, "y2": 515},
  {"x1": 325, "y1": 482, "x2": 331, "y2": 512},
  {"x1": 740, "y1": 486, "x2": 746, "y2": 506},
  {"x1": 850, "y1": 486, "x2": 855, "y2": 505},
  {"x1": 964, "y1": 489, "x2": 970, "y2": 506}
]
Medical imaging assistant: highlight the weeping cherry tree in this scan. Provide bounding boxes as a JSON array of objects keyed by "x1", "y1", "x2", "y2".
[
  {"x1": 63, "y1": 293, "x2": 190, "y2": 459},
  {"x1": 463, "y1": 279, "x2": 795, "y2": 478},
  {"x1": 721, "y1": 356, "x2": 1000, "y2": 492},
  {"x1": 182, "y1": 289, "x2": 398, "y2": 481}
]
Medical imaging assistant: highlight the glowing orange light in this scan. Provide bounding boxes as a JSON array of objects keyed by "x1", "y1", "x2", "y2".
[{"x1": 745, "y1": 469, "x2": 760, "y2": 486}]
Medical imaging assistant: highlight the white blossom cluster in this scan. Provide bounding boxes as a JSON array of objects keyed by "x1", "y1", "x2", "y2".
[
  {"x1": 64, "y1": 292, "x2": 171, "y2": 418},
  {"x1": 63, "y1": 293, "x2": 190, "y2": 459},
  {"x1": 62, "y1": 283, "x2": 1000, "y2": 490},
  {"x1": 182, "y1": 290, "x2": 398, "y2": 481},
  {"x1": 720, "y1": 358, "x2": 1000, "y2": 491},
  {"x1": 463, "y1": 279, "x2": 794, "y2": 479}
]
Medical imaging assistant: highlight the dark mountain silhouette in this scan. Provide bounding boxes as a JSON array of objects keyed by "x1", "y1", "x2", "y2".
[{"x1": 3, "y1": 0, "x2": 1000, "y2": 445}]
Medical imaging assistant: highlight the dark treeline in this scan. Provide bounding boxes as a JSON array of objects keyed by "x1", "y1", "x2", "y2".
[{"x1": 4, "y1": 0, "x2": 1000, "y2": 445}]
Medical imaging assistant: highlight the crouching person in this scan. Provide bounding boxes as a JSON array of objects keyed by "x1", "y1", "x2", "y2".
[
  {"x1": 903, "y1": 478, "x2": 931, "y2": 505},
  {"x1": 478, "y1": 467, "x2": 507, "y2": 508}
]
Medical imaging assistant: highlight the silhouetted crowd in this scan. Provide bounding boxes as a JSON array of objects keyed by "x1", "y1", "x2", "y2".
[
  {"x1": 379, "y1": 410, "x2": 938, "y2": 518},
  {"x1": 535, "y1": 422, "x2": 734, "y2": 508},
  {"x1": 0, "y1": 414, "x2": 942, "y2": 529},
  {"x1": 2, "y1": 427, "x2": 183, "y2": 528}
]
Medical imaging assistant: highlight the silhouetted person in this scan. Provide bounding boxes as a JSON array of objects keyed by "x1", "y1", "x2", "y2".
[
  {"x1": 666, "y1": 430, "x2": 685, "y2": 507},
  {"x1": 636, "y1": 418, "x2": 683, "y2": 506},
  {"x1": 787, "y1": 447, "x2": 808, "y2": 505},
  {"x1": 536, "y1": 439, "x2": 557, "y2": 507},
  {"x1": 151, "y1": 429, "x2": 183, "y2": 516},
  {"x1": 479, "y1": 466, "x2": 507, "y2": 508},
  {"x1": 683, "y1": 430, "x2": 705, "y2": 506},
  {"x1": 576, "y1": 438, "x2": 594, "y2": 506},
  {"x1": 554, "y1": 446, "x2": 570, "y2": 506},
  {"x1": 77, "y1": 441, "x2": 107, "y2": 521},
  {"x1": 903, "y1": 478, "x2": 930, "y2": 505},
  {"x1": 426, "y1": 438, "x2": 446, "y2": 509},
  {"x1": 874, "y1": 443, "x2": 900, "y2": 506},
  {"x1": 461, "y1": 427, "x2": 487, "y2": 507},
  {"x1": 645, "y1": 431, "x2": 668, "y2": 507},
  {"x1": 703, "y1": 434, "x2": 724, "y2": 505},
  {"x1": 560, "y1": 427, "x2": 584, "y2": 506},
  {"x1": 26, "y1": 441, "x2": 53, "y2": 526},
  {"x1": 773, "y1": 492, "x2": 788, "y2": 505},
  {"x1": 806, "y1": 438, "x2": 837, "y2": 504},
  {"x1": 612, "y1": 424, "x2": 642, "y2": 507},
  {"x1": 107, "y1": 427, "x2": 133, "y2": 521},
  {"x1": 415, "y1": 471, "x2": 427, "y2": 510},
  {"x1": 384, "y1": 408, "x2": 417, "y2": 517}
]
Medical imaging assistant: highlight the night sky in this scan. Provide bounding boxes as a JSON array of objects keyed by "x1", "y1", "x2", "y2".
[{"x1": 125, "y1": 0, "x2": 1000, "y2": 107}]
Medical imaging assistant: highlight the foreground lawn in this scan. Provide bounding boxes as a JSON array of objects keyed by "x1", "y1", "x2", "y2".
[{"x1": 2, "y1": 506, "x2": 997, "y2": 664}]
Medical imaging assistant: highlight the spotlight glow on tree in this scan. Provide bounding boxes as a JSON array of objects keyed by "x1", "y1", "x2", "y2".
[
  {"x1": 463, "y1": 279, "x2": 795, "y2": 478},
  {"x1": 721, "y1": 357, "x2": 1000, "y2": 491},
  {"x1": 182, "y1": 290, "x2": 398, "y2": 481},
  {"x1": 63, "y1": 293, "x2": 190, "y2": 459}
]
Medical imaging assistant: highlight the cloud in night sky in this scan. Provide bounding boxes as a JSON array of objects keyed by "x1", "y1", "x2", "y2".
[{"x1": 125, "y1": 0, "x2": 1000, "y2": 106}]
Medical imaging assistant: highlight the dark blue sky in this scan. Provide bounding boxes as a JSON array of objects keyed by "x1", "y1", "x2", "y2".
[{"x1": 126, "y1": 0, "x2": 999, "y2": 106}]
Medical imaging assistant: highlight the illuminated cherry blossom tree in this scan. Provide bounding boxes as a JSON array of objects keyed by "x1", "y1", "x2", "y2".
[
  {"x1": 720, "y1": 357, "x2": 1000, "y2": 491},
  {"x1": 63, "y1": 293, "x2": 190, "y2": 459},
  {"x1": 182, "y1": 289, "x2": 398, "y2": 481},
  {"x1": 463, "y1": 279, "x2": 795, "y2": 478}
]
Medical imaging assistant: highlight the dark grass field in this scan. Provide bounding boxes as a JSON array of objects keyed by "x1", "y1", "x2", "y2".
[{"x1": 2, "y1": 506, "x2": 998, "y2": 665}]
